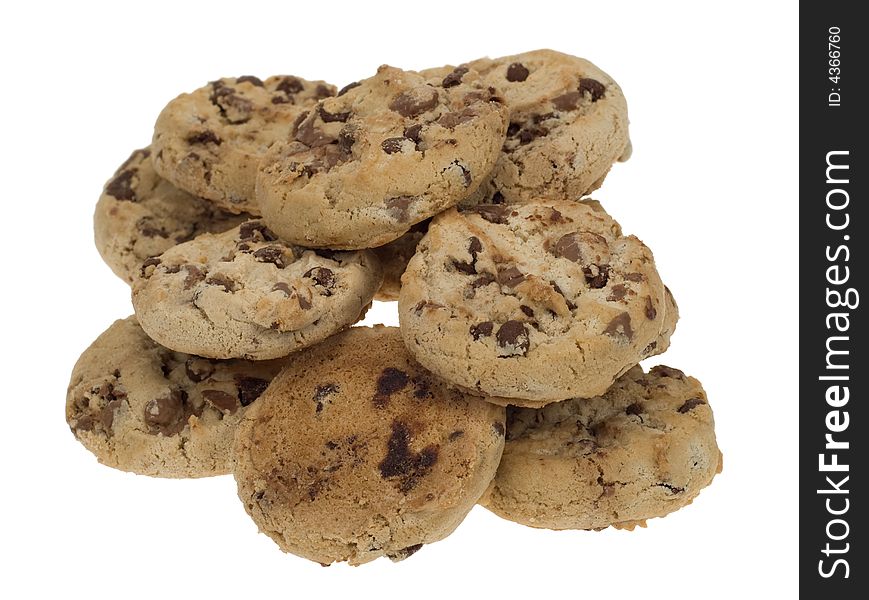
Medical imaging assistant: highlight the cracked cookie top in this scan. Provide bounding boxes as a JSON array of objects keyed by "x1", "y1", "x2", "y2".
[
  {"x1": 66, "y1": 316, "x2": 288, "y2": 478},
  {"x1": 255, "y1": 65, "x2": 508, "y2": 249},
  {"x1": 435, "y1": 49, "x2": 631, "y2": 205},
  {"x1": 131, "y1": 219, "x2": 382, "y2": 360},
  {"x1": 399, "y1": 198, "x2": 676, "y2": 405},
  {"x1": 152, "y1": 75, "x2": 336, "y2": 214},
  {"x1": 233, "y1": 326, "x2": 505, "y2": 565},
  {"x1": 481, "y1": 365, "x2": 722, "y2": 530},
  {"x1": 94, "y1": 146, "x2": 249, "y2": 284}
]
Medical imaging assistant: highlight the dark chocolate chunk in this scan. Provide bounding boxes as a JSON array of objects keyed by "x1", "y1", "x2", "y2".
[
  {"x1": 276, "y1": 76, "x2": 304, "y2": 95},
  {"x1": 470, "y1": 321, "x2": 494, "y2": 340},
  {"x1": 442, "y1": 66, "x2": 469, "y2": 87},
  {"x1": 106, "y1": 169, "x2": 137, "y2": 201},
  {"x1": 313, "y1": 384, "x2": 340, "y2": 413},
  {"x1": 381, "y1": 137, "x2": 405, "y2": 154},
  {"x1": 496, "y1": 320, "x2": 530, "y2": 355},
  {"x1": 337, "y1": 81, "x2": 360, "y2": 96},
  {"x1": 497, "y1": 267, "x2": 526, "y2": 288},
  {"x1": 236, "y1": 377, "x2": 270, "y2": 406},
  {"x1": 579, "y1": 78, "x2": 606, "y2": 101},
  {"x1": 143, "y1": 389, "x2": 189, "y2": 435},
  {"x1": 506, "y1": 62, "x2": 530, "y2": 82},
  {"x1": 304, "y1": 267, "x2": 335, "y2": 293},
  {"x1": 253, "y1": 246, "x2": 287, "y2": 268},
  {"x1": 385, "y1": 196, "x2": 414, "y2": 222},
  {"x1": 238, "y1": 221, "x2": 277, "y2": 242},
  {"x1": 236, "y1": 75, "x2": 264, "y2": 87},
  {"x1": 206, "y1": 274, "x2": 238, "y2": 292},
  {"x1": 374, "y1": 368, "x2": 409, "y2": 407},
  {"x1": 603, "y1": 312, "x2": 633, "y2": 340},
  {"x1": 318, "y1": 104, "x2": 351, "y2": 123},
  {"x1": 552, "y1": 91, "x2": 582, "y2": 112},
  {"x1": 378, "y1": 421, "x2": 439, "y2": 493},
  {"x1": 473, "y1": 204, "x2": 510, "y2": 224},
  {"x1": 677, "y1": 398, "x2": 706, "y2": 413},
  {"x1": 202, "y1": 390, "x2": 240, "y2": 414},
  {"x1": 389, "y1": 87, "x2": 439, "y2": 118},
  {"x1": 645, "y1": 296, "x2": 657, "y2": 320},
  {"x1": 185, "y1": 357, "x2": 215, "y2": 382}
]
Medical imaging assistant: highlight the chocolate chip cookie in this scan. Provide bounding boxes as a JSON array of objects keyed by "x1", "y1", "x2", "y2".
[
  {"x1": 132, "y1": 220, "x2": 382, "y2": 360},
  {"x1": 66, "y1": 317, "x2": 288, "y2": 478},
  {"x1": 233, "y1": 326, "x2": 506, "y2": 565},
  {"x1": 398, "y1": 199, "x2": 676, "y2": 405},
  {"x1": 95, "y1": 147, "x2": 249, "y2": 283},
  {"x1": 152, "y1": 75, "x2": 336, "y2": 214},
  {"x1": 428, "y1": 49, "x2": 630, "y2": 205},
  {"x1": 371, "y1": 220, "x2": 429, "y2": 301},
  {"x1": 480, "y1": 365, "x2": 722, "y2": 530},
  {"x1": 256, "y1": 65, "x2": 508, "y2": 249}
]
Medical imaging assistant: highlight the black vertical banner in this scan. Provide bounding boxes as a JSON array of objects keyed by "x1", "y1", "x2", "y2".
[{"x1": 800, "y1": 2, "x2": 866, "y2": 596}]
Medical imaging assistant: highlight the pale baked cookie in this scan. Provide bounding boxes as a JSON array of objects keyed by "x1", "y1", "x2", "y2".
[
  {"x1": 66, "y1": 316, "x2": 288, "y2": 478},
  {"x1": 399, "y1": 199, "x2": 676, "y2": 405},
  {"x1": 152, "y1": 75, "x2": 335, "y2": 214},
  {"x1": 233, "y1": 326, "x2": 506, "y2": 565},
  {"x1": 95, "y1": 147, "x2": 249, "y2": 283},
  {"x1": 371, "y1": 220, "x2": 429, "y2": 302},
  {"x1": 429, "y1": 49, "x2": 630, "y2": 205},
  {"x1": 256, "y1": 65, "x2": 508, "y2": 249},
  {"x1": 480, "y1": 365, "x2": 722, "y2": 530},
  {"x1": 132, "y1": 220, "x2": 381, "y2": 360}
]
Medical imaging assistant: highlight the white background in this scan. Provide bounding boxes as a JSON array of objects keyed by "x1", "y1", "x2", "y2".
[{"x1": 1, "y1": 1, "x2": 797, "y2": 598}]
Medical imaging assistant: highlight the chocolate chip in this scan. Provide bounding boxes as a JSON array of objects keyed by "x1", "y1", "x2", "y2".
[
  {"x1": 678, "y1": 398, "x2": 706, "y2": 413},
  {"x1": 519, "y1": 305, "x2": 534, "y2": 318},
  {"x1": 452, "y1": 259, "x2": 476, "y2": 275},
  {"x1": 506, "y1": 62, "x2": 530, "y2": 82},
  {"x1": 390, "y1": 544, "x2": 424, "y2": 561},
  {"x1": 403, "y1": 123, "x2": 423, "y2": 144},
  {"x1": 579, "y1": 78, "x2": 606, "y2": 101},
  {"x1": 298, "y1": 295, "x2": 312, "y2": 310},
  {"x1": 253, "y1": 246, "x2": 287, "y2": 268},
  {"x1": 551, "y1": 234, "x2": 579, "y2": 261},
  {"x1": 202, "y1": 390, "x2": 240, "y2": 414},
  {"x1": 625, "y1": 402, "x2": 644, "y2": 416},
  {"x1": 385, "y1": 196, "x2": 414, "y2": 222},
  {"x1": 454, "y1": 161, "x2": 472, "y2": 186},
  {"x1": 206, "y1": 274, "x2": 237, "y2": 292},
  {"x1": 496, "y1": 320, "x2": 530, "y2": 356},
  {"x1": 315, "y1": 84, "x2": 334, "y2": 98},
  {"x1": 337, "y1": 81, "x2": 360, "y2": 96},
  {"x1": 140, "y1": 257, "x2": 161, "y2": 277},
  {"x1": 652, "y1": 366, "x2": 685, "y2": 379},
  {"x1": 603, "y1": 312, "x2": 633, "y2": 340},
  {"x1": 381, "y1": 137, "x2": 405, "y2": 154},
  {"x1": 236, "y1": 376, "x2": 270, "y2": 406},
  {"x1": 136, "y1": 218, "x2": 168, "y2": 238},
  {"x1": 239, "y1": 221, "x2": 277, "y2": 242},
  {"x1": 73, "y1": 414, "x2": 94, "y2": 432},
  {"x1": 313, "y1": 384, "x2": 340, "y2": 413},
  {"x1": 106, "y1": 170, "x2": 137, "y2": 201},
  {"x1": 183, "y1": 265, "x2": 206, "y2": 289},
  {"x1": 624, "y1": 272, "x2": 646, "y2": 282},
  {"x1": 449, "y1": 430, "x2": 465, "y2": 441},
  {"x1": 437, "y1": 108, "x2": 477, "y2": 129},
  {"x1": 236, "y1": 75, "x2": 264, "y2": 86},
  {"x1": 185, "y1": 357, "x2": 215, "y2": 382},
  {"x1": 492, "y1": 421, "x2": 505, "y2": 436},
  {"x1": 100, "y1": 398, "x2": 121, "y2": 430},
  {"x1": 209, "y1": 83, "x2": 253, "y2": 123},
  {"x1": 388, "y1": 87, "x2": 439, "y2": 118},
  {"x1": 337, "y1": 126, "x2": 356, "y2": 154},
  {"x1": 378, "y1": 420, "x2": 439, "y2": 493},
  {"x1": 294, "y1": 111, "x2": 336, "y2": 147},
  {"x1": 442, "y1": 66, "x2": 469, "y2": 87},
  {"x1": 583, "y1": 264, "x2": 610, "y2": 288},
  {"x1": 552, "y1": 91, "x2": 582, "y2": 112},
  {"x1": 470, "y1": 321, "x2": 494, "y2": 340},
  {"x1": 472, "y1": 272, "x2": 496, "y2": 289},
  {"x1": 607, "y1": 284, "x2": 630, "y2": 302},
  {"x1": 305, "y1": 267, "x2": 335, "y2": 293},
  {"x1": 491, "y1": 191, "x2": 505, "y2": 204},
  {"x1": 143, "y1": 390, "x2": 189, "y2": 435},
  {"x1": 472, "y1": 204, "x2": 510, "y2": 224},
  {"x1": 374, "y1": 368, "x2": 409, "y2": 407},
  {"x1": 497, "y1": 267, "x2": 526, "y2": 288},
  {"x1": 645, "y1": 296, "x2": 657, "y2": 320},
  {"x1": 270, "y1": 283, "x2": 291, "y2": 297},
  {"x1": 318, "y1": 104, "x2": 351, "y2": 123},
  {"x1": 276, "y1": 76, "x2": 304, "y2": 95}
]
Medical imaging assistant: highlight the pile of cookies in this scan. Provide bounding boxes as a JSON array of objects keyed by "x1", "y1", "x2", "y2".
[{"x1": 68, "y1": 49, "x2": 722, "y2": 566}]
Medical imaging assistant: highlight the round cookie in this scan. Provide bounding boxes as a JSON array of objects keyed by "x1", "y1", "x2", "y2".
[
  {"x1": 233, "y1": 326, "x2": 506, "y2": 565},
  {"x1": 430, "y1": 49, "x2": 630, "y2": 205},
  {"x1": 398, "y1": 199, "x2": 676, "y2": 405},
  {"x1": 256, "y1": 65, "x2": 508, "y2": 249},
  {"x1": 95, "y1": 146, "x2": 249, "y2": 283},
  {"x1": 152, "y1": 75, "x2": 336, "y2": 214},
  {"x1": 371, "y1": 219, "x2": 429, "y2": 301},
  {"x1": 480, "y1": 365, "x2": 722, "y2": 530},
  {"x1": 66, "y1": 316, "x2": 288, "y2": 478},
  {"x1": 132, "y1": 219, "x2": 382, "y2": 360}
]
